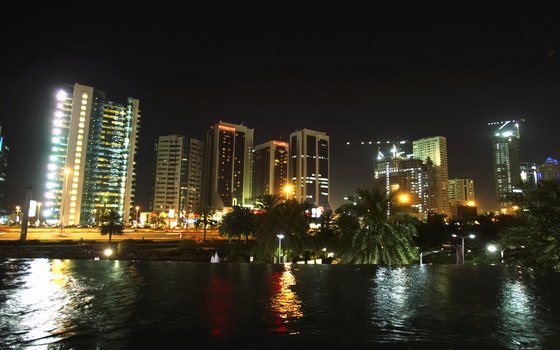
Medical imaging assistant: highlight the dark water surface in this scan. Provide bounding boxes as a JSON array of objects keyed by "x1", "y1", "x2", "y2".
[{"x1": 1, "y1": 259, "x2": 559, "y2": 349}]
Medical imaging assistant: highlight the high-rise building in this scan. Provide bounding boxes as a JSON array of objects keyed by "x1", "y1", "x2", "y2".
[
  {"x1": 151, "y1": 135, "x2": 204, "y2": 216},
  {"x1": 0, "y1": 126, "x2": 8, "y2": 206},
  {"x1": 448, "y1": 178, "x2": 475, "y2": 207},
  {"x1": 489, "y1": 119, "x2": 523, "y2": 207},
  {"x1": 44, "y1": 84, "x2": 140, "y2": 226},
  {"x1": 413, "y1": 136, "x2": 450, "y2": 217},
  {"x1": 373, "y1": 153, "x2": 431, "y2": 219},
  {"x1": 203, "y1": 121, "x2": 253, "y2": 210},
  {"x1": 520, "y1": 162, "x2": 538, "y2": 187},
  {"x1": 252, "y1": 140, "x2": 289, "y2": 200},
  {"x1": 289, "y1": 129, "x2": 330, "y2": 211},
  {"x1": 537, "y1": 157, "x2": 560, "y2": 182}
]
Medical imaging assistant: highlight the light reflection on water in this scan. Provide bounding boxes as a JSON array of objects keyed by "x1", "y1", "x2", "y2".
[
  {"x1": 269, "y1": 264, "x2": 303, "y2": 334},
  {"x1": 0, "y1": 259, "x2": 559, "y2": 349},
  {"x1": 497, "y1": 272, "x2": 549, "y2": 349}
]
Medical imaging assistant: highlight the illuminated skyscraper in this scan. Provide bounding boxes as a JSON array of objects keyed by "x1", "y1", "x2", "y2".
[
  {"x1": 448, "y1": 178, "x2": 475, "y2": 206},
  {"x1": 489, "y1": 119, "x2": 523, "y2": 207},
  {"x1": 520, "y1": 162, "x2": 537, "y2": 186},
  {"x1": 252, "y1": 140, "x2": 289, "y2": 199},
  {"x1": 151, "y1": 135, "x2": 203, "y2": 216},
  {"x1": 0, "y1": 126, "x2": 8, "y2": 206},
  {"x1": 373, "y1": 141, "x2": 432, "y2": 219},
  {"x1": 44, "y1": 84, "x2": 140, "y2": 226},
  {"x1": 413, "y1": 136, "x2": 450, "y2": 217},
  {"x1": 289, "y1": 129, "x2": 330, "y2": 211},
  {"x1": 203, "y1": 121, "x2": 253, "y2": 210}
]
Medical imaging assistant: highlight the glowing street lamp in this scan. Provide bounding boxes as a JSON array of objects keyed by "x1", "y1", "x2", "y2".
[
  {"x1": 487, "y1": 244, "x2": 506, "y2": 264},
  {"x1": 283, "y1": 184, "x2": 293, "y2": 201},
  {"x1": 452, "y1": 233, "x2": 476, "y2": 264},
  {"x1": 398, "y1": 193, "x2": 409, "y2": 205},
  {"x1": 15, "y1": 205, "x2": 21, "y2": 225},
  {"x1": 276, "y1": 234, "x2": 285, "y2": 264},
  {"x1": 104, "y1": 248, "x2": 113, "y2": 259}
]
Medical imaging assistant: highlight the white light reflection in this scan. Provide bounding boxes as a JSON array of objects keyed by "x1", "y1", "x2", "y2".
[
  {"x1": 371, "y1": 267, "x2": 414, "y2": 338},
  {"x1": 3, "y1": 259, "x2": 72, "y2": 346},
  {"x1": 497, "y1": 276, "x2": 549, "y2": 349}
]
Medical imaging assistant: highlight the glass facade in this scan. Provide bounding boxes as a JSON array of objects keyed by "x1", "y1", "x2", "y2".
[
  {"x1": 490, "y1": 120, "x2": 521, "y2": 207},
  {"x1": 44, "y1": 84, "x2": 140, "y2": 226}
]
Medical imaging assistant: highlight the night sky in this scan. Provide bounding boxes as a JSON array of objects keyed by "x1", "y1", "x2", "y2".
[{"x1": 1, "y1": 3, "x2": 559, "y2": 212}]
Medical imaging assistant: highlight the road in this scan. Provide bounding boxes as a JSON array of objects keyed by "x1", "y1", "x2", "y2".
[{"x1": 0, "y1": 227, "x2": 222, "y2": 242}]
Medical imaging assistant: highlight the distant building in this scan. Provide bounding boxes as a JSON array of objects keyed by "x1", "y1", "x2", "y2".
[
  {"x1": 252, "y1": 140, "x2": 289, "y2": 200},
  {"x1": 289, "y1": 129, "x2": 330, "y2": 211},
  {"x1": 203, "y1": 121, "x2": 254, "y2": 210},
  {"x1": 373, "y1": 152, "x2": 431, "y2": 219},
  {"x1": 151, "y1": 135, "x2": 203, "y2": 216},
  {"x1": 448, "y1": 178, "x2": 475, "y2": 207},
  {"x1": 413, "y1": 136, "x2": 450, "y2": 217},
  {"x1": 489, "y1": 119, "x2": 523, "y2": 208},
  {"x1": 448, "y1": 178, "x2": 476, "y2": 220},
  {"x1": 520, "y1": 162, "x2": 538, "y2": 187},
  {"x1": 537, "y1": 157, "x2": 560, "y2": 182},
  {"x1": 44, "y1": 84, "x2": 140, "y2": 226},
  {"x1": 451, "y1": 204, "x2": 478, "y2": 222},
  {"x1": 0, "y1": 126, "x2": 8, "y2": 207}
]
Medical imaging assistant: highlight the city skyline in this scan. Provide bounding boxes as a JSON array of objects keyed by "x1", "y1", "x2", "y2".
[{"x1": 1, "y1": 3, "x2": 559, "y2": 212}]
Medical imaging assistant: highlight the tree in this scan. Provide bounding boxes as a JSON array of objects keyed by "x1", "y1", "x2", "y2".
[
  {"x1": 255, "y1": 194, "x2": 283, "y2": 211},
  {"x1": 99, "y1": 209, "x2": 124, "y2": 242},
  {"x1": 219, "y1": 205, "x2": 254, "y2": 243},
  {"x1": 501, "y1": 180, "x2": 560, "y2": 270},
  {"x1": 194, "y1": 208, "x2": 217, "y2": 242},
  {"x1": 335, "y1": 186, "x2": 418, "y2": 264},
  {"x1": 311, "y1": 209, "x2": 338, "y2": 256},
  {"x1": 253, "y1": 199, "x2": 312, "y2": 262}
]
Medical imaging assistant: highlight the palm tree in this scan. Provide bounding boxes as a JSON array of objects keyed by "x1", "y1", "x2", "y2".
[
  {"x1": 336, "y1": 186, "x2": 418, "y2": 264},
  {"x1": 219, "y1": 205, "x2": 254, "y2": 243},
  {"x1": 311, "y1": 209, "x2": 338, "y2": 256},
  {"x1": 254, "y1": 199, "x2": 312, "y2": 262},
  {"x1": 99, "y1": 209, "x2": 124, "y2": 242},
  {"x1": 194, "y1": 208, "x2": 217, "y2": 242},
  {"x1": 254, "y1": 194, "x2": 283, "y2": 211}
]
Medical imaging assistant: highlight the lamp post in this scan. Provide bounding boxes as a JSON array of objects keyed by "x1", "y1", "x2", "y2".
[
  {"x1": 61, "y1": 168, "x2": 71, "y2": 232},
  {"x1": 486, "y1": 244, "x2": 506, "y2": 264},
  {"x1": 15, "y1": 205, "x2": 21, "y2": 225},
  {"x1": 36, "y1": 202, "x2": 42, "y2": 226},
  {"x1": 135, "y1": 206, "x2": 140, "y2": 228},
  {"x1": 276, "y1": 234, "x2": 284, "y2": 264},
  {"x1": 452, "y1": 233, "x2": 475, "y2": 264}
]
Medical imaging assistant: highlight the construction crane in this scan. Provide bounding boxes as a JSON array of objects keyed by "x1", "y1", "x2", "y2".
[{"x1": 488, "y1": 119, "x2": 525, "y2": 138}]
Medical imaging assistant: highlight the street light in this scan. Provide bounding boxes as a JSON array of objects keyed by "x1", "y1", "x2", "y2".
[
  {"x1": 452, "y1": 233, "x2": 476, "y2": 264},
  {"x1": 135, "y1": 206, "x2": 140, "y2": 228},
  {"x1": 36, "y1": 202, "x2": 42, "y2": 226},
  {"x1": 487, "y1": 244, "x2": 506, "y2": 264},
  {"x1": 15, "y1": 205, "x2": 21, "y2": 225},
  {"x1": 276, "y1": 234, "x2": 285, "y2": 264},
  {"x1": 283, "y1": 184, "x2": 293, "y2": 201}
]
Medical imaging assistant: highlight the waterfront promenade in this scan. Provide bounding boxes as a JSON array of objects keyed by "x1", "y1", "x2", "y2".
[{"x1": 0, "y1": 226, "x2": 221, "y2": 242}]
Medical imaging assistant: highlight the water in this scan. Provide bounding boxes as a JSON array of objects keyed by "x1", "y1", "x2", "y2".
[{"x1": 1, "y1": 259, "x2": 559, "y2": 349}]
